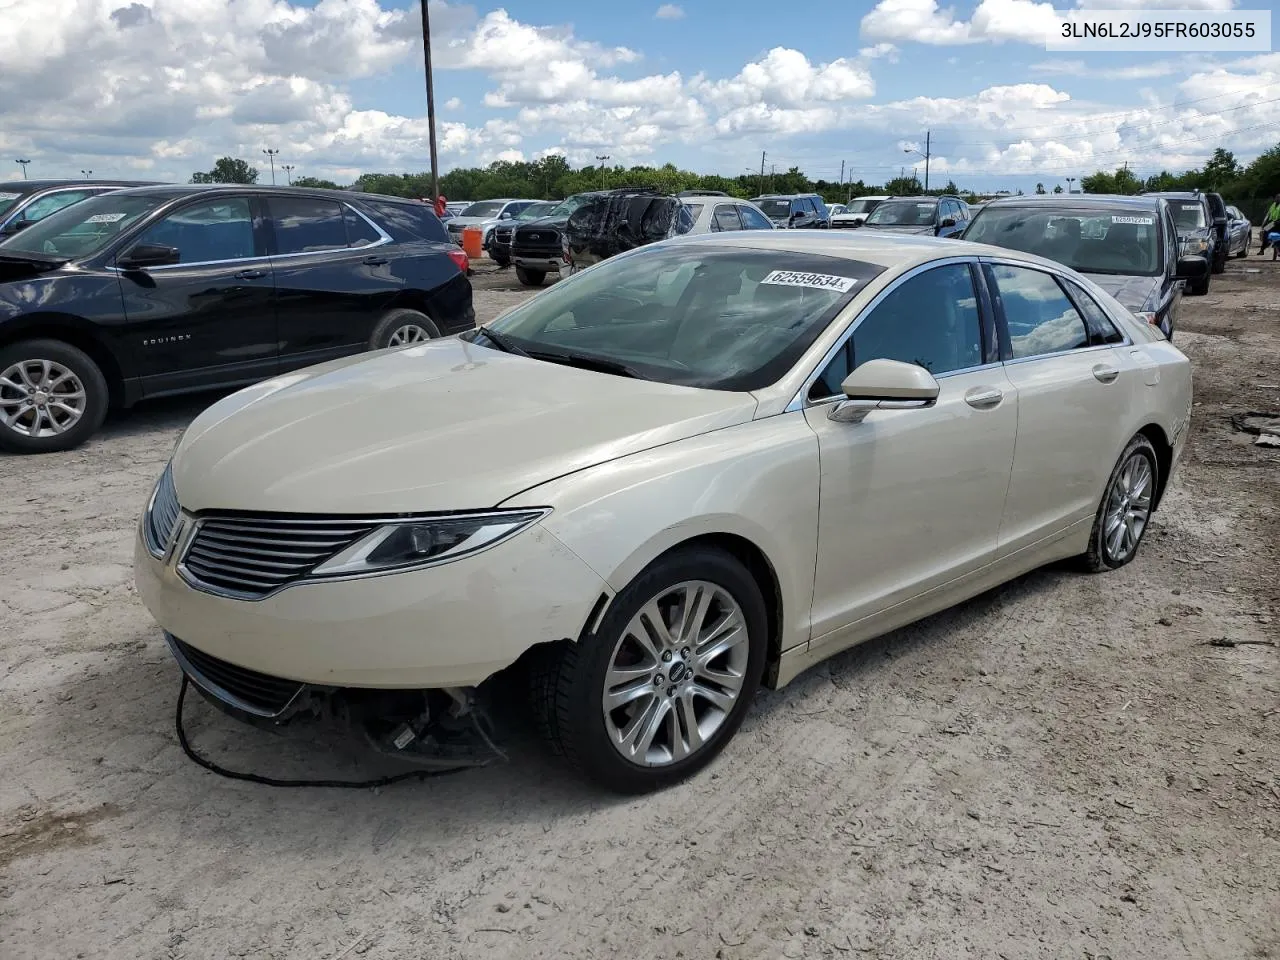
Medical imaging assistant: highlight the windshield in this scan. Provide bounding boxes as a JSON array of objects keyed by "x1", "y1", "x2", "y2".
[
  {"x1": 479, "y1": 244, "x2": 882, "y2": 391},
  {"x1": 844, "y1": 199, "x2": 881, "y2": 215},
  {"x1": 0, "y1": 188, "x2": 31, "y2": 218},
  {"x1": 964, "y1": 206, "x2": 1162, "y2": 277},
  {"x1": 1167, "y1": 200, "x2": 1207, "y2": 231},
  {"x1": 755, "y1": 199, "x2": 791, "y2": 218},
  {"x1": 866, "y1": 199, "x2": 936, "y2": 226},
  {"x1": 517, "y1": 203, "x2": 554, "y2": 221},
  {"x1": 546, "y1": 196, "x2": 591, "y2": 218},
  {"x1": 0, "y1": 192, "x2": 169, "y2": 259},
  {"x1": 460, "y1": 201, "x2": 505, "y2": 218}
]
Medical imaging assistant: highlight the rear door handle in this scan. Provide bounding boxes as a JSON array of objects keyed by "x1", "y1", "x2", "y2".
[
  {"x1": 234, "y1": 268, "x2": 266, "y2": 280},
  {"x1": 964, "y1": 386, "x2": 1004, "y2": 409},
  {"x1": 1093, "y1": 363, "x2": 1120, "y2": 383},
  {"x1": 362, "y1": 255, "x2": 389, "y2": 266}
]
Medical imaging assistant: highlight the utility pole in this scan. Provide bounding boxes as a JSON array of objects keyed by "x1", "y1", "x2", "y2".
[
  {"x1": 262, "y1": 148, "x2": 279, "y2": 184},
  {"x1": 839, "y1": 159, "x2": 845, "y2": 188},
  {"x1": 282, "y1": 164, "x2": 294, "y2": 185},
  {"x1": 15, "y1": 159, "x2": 30, "y2": 179},
  {"x1": 596, "y1": 155, "x2": 610, "y2": 190},
  {"x1": 903, "y1": 130, "x2": 931, "y2": 192},
  {"x1": 770, "y1": 164, "x2": 775, "y2": 192},
  {"x1": 1066, "y1": 177, "x2": 1076, "y2": 194},
  {"x1": 759, "y1": 151, "x2": 766, "y2": 197},
  {"x1": 420, "y1": 0, "x2": 441, "y2": 202}
]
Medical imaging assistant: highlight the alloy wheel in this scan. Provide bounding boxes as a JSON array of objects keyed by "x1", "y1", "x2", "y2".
[
  {"x1": 602, "y1": 580, "x2": 750, "y2": 767},
  {"x1": 387, "y1": 324, "x2": 431, "y2": 346},
  {"x1": 0, "y1": 359, "x2": 88, "y2": 439},
  {"x1": 1103, "y1": 453, "x2": 1153, "y2": 563}
]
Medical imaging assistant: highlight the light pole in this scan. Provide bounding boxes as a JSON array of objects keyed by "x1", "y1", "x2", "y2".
[
  {"x1": 282, "y1": 164, "x2": 295, "y2": 185},
  {"x1": 16, "y1": 159, "x2": 30, "y2": 179},
  {"x1": 903, "y1": 130, "x2": 931, "y2": 192},
  {"x1": 1066, "y1": 177, "x2": 1076, "y2": 194},
  {"x1": 420, "y1": 0, "x2": 440, "y2": 203},
  {"x1": 596, "y1": 155, "x2": 610, "y2": 190},
  {"x1": 81, "y1": 169, "x2": 92, "y2": 178},
  {"x1": 262, "y1": 148, "x2": 279, "y2": 184}
]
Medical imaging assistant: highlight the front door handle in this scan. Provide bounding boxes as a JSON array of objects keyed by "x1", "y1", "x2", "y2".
[
  {"x1": 362, "y1": 255, "x2": 389, "y2": 266},
  {"x1": 964, "y1": 386, "x2": 1004, "y2": 409},
  {"x1": 234, "y1": 268, "x2": 266, "y2": 280},
  {"x1": 1092, "y1": 363, "x2": 1120, "y2": 383}
]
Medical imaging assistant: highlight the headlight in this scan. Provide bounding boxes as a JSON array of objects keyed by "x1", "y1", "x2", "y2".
[
  {"x1": 1185, "y1": 237, "x2": 1209, "y2": 254},
  {"x1": 309, "y1": 509, "x2": 548, "y2": 578}
]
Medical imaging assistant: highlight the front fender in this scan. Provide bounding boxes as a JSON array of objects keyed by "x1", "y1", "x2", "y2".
[{"x1": 499, "y1": 414, "x2": 821, "y2": 656}]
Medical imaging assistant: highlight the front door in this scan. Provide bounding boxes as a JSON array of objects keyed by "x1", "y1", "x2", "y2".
[
  {"x1": 118, "y1": 195, "x2": 277, "y2": 395},
  {"x1": 804, "y1": 262, "x2": 1018, "y2": 642}
]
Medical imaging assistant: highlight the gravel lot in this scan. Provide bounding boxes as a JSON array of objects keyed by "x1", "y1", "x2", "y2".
[{"x1": 2, "y1": 258, "x2": 1277, "y2": 960}]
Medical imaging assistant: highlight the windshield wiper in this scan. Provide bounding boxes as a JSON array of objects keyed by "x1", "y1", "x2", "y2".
[
  {"x1": 528, "y1": 348, "x2": 644, "y2": 379},
  {"x1": 473, "y1": 325, "x2": 531, "y2": 358}
]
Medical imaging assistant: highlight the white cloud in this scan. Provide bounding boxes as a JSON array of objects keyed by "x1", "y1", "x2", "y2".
[
  {"x1": 861, "y1": 0, "x2": 973, "y2": 45},
  {"x1": 694, "y1": 48, "x2": 874, "y2": 110},
  {"x1": 859, "y1": 43, "x2": 900, "y2": 61},
  {"x1": 655, "y1": 4, "x2": 685, "y2": 19},
  {"x1": 444, "y1": 97, "x2": 463, "y2": 110}
]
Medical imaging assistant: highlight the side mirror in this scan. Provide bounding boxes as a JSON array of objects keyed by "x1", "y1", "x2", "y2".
[
  {"x1": 1175, "y1": 255, "x2": 1209, "y2": 281},
  {"x1": 500, "y1": 211, "x2": 513, "y2": 219},
  {"x1": 1, "y1": 219, "x2": 33, "y2": 235},
  {"x1": 939, "y1": 217, "x2": 957, "y2": 228},
  {"x1": 118, "y1": 243, "x2": 180, "y2": 270},
  {"x1": 830, "y1": 359, "x2": 940, "y2": 423}
]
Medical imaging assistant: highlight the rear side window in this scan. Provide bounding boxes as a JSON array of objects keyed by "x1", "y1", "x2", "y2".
[
  {"x1": 1064, "y1": 280, "x2": 1125, "y2": 344},
  {"x1": 986, "y1": 264, "x2": 1089, "y2": 359},
  {"x1": 271, "y1": 197, "x2": 348, "y2": 254},
  {"x1": 357, "y1": 198, "x2": 449, "y2": 243}
]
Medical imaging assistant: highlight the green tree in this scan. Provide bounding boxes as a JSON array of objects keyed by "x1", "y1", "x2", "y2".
[
  {"x1": 292, "y1": 176, "x2": 342, "y2": 190},
  {"x1": 1035, "y1": 182, "x2": 1046, "y2": 195},
  {"x1": 1201, "y1": 148, "x2": 1242, "y2": 191},
  {"x1": 1052, "y1": 184, "x2": 1064, "y2": 194},
  {"x1": 1081, "y1": 166, "x2": 1143, "y2": 195},
  {"x1": 190, "y1": 157, "x2": 259, "y2": 184},
  {"x1": 884, "y1": 175, "x2": 922, "y2": 196}
]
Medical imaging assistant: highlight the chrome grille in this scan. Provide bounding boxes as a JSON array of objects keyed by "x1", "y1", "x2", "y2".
[
  {"x1": 180, "y1": 516, "x2": 380, "y2": 599},
  {"x1": 494, "y1": 226, "x2": 513, "y2": 243},
  {"x1": 145, "y1": 466, "x2": 181, "y2": 556}
]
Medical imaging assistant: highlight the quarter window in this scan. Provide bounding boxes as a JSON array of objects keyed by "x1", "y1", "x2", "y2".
[
  {"x1": 809, "y1": 263, "x2": 983, "y2": 400},
  {"x1": 1065, "y1": 280, "x2": 1124, "y2": 344},
  {"x1": 986, "y1": 264, "x2": 1089, "y2": 359},
  {"x1": 135, "y1": 197, "x2": 255, "y2": 264},
  {"x1": 270, "y1": 196, "x2": 349, "y2": 254},
  {"x1": 343, "y1": 206, "x2": 382, "y2": 247},
  {"x1": 712, "y1": 204, "x2": 743, "y2": 232}
]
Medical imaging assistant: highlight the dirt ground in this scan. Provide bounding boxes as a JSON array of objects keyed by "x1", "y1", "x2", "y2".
[{"x1": 1, "y1": 257, "x2": 1277, "y2": 960}]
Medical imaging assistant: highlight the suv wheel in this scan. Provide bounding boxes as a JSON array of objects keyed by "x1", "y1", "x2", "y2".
[
  {"x1": 0, "y1": 339, "x2": 109, "y2": 454},
  {"x1": 1212, "y1": 245, "x2": 1227, "y2": 274},
  {"x1": 368, "y1": 309, "x2": 440, "y2": 349},
  {"x1": 515, "y1": 266, "x2": 546, "y2": 287}
]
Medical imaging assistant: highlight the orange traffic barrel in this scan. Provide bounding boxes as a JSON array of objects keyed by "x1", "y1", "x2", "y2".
[{"x1": 462, "y1": 226, "x2": 483, "y2": 259}]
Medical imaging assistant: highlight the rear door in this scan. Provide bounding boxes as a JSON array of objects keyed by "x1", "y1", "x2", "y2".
[
  {"x1": 119, "y1": 194, "x2": 278, "y2": 393},
  {"x1": 737, "y1": 203, "x2": 774, "y2": 230},
  {"x1": 711, "y1": 203, "x2": 744, "y2": 232},
  {"x1": 264, "y1": 194, "x2": 396, "y2": 369}
]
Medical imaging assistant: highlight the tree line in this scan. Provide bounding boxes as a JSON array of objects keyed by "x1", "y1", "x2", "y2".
[{"x1": 189, "y1": 141, "x2": 1280, "y2": 218}]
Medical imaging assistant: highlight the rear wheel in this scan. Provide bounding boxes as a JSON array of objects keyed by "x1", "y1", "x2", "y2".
[
  {"x1": 515, "y1": 266, "x2": 545, "y2": 287},
  {"x1": 1079, "y1": 434, "x2": 1159, "y2": 573},
  {"x1": 1188, "y1": 275, "x2": 1210, "y2": 296},
  {"x1": 1211, "y1": 245, "x2": 1227, "y2": 274},
  {"x1": 0, "y1": 339, "x2": 109, "y2": 454},
  {"x1": 1237, "y1": 234, "x2": 1250, "y2": 258},
  {"x1": 368, "y1": 308, "x2": 440, "y2": 349},
  {"x1": 529, "y1": 547, "x2": 767, "y2": 793}
]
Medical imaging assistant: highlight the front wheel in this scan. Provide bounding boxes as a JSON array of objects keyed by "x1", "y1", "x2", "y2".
[
  {"x1": 0, "y1": 339, "x2": 109, "y2": 454},
  {"x1": 529, "y1": 547, "x2": 767, "y2": 793},
  {"x1": 1079, "y1": 434, "x2": 1159, "y2": 572},
  {"x1": 515, "y1": 266, "x2": 546, "y2": 287},
  {"x1": 1211, "y1": 246, "x2": 1227, "y2": 274}
]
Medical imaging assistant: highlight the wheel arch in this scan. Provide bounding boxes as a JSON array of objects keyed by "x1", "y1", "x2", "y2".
[
  {"x1": 1135, "y1": 422, "x2": 1174, "y2": 510},
  {"x1": 0, "y1": 313, "x2": 128, "y2": 408}
]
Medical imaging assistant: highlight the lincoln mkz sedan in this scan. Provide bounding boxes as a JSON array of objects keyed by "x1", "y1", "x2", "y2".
[{"x1": 136, "y1": 232, "x2": 1192, "y2": 793}]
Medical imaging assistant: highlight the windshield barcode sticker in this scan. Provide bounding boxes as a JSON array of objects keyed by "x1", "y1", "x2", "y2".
[
  {"x1": 760, "y1": 270, "x2": 857, "y2": 293},
  {"x1": 1112, "y1": 216, "x2": 1154, "y2": 225},
  {"x1": 86, "y1": 213, "x2": 128, "y2": 223}
]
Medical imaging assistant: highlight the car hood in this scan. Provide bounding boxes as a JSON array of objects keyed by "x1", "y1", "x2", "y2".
[
  {"x1": 447, "y1": 216, "x2": 500, "y2": 230},
  {"x1": 830, "y1": 214, "x2": 868, "y2": 224},
  {"x1": 1084, "y1": 273, "x2": 1160, "y2": 312},
  {"x1": 172, "y1": 338, "x2": 758, "y2": 515},
  {"x1": 515, "y1": 215, "x2": 570, "y2": 233},
  {"x1": 0, "y1": 251, "x2": 69, "y2": 283},
  {"x1": 862, "y1": 223, "x2": 933, "y2": 235}
]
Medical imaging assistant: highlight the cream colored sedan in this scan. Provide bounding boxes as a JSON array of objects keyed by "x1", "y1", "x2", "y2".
[{"x1": 135, "y1": 231, "x2": 1192, "y2": 792}]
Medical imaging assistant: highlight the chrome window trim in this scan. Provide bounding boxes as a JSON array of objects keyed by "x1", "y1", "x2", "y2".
[
  {"x1": 107, "y1": 199, "x2": 392, "y2": 272},
  {"x1": 783, "y1": 256, "x2": 981, "y2": 413},
  {"x1": 980, "y1": 256, "x2": 1133, "y2": 352}
]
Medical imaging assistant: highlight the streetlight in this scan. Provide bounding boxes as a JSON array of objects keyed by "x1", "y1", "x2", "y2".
[
  {"x1": 15, "y1": 159, "x2": 30, "y2": 179},
  {"x1": 420, "y1": 0, "x2": 441, "y2": 203},
  {"x1": 1065, "y1": 177, "x2": 1076, "y2": 194},
  {"x1": 903, "y1": 130, "x2": 931, "y2": 191},
  {"x1": 262, "y1": 148, "x2": 279, "y2": 184},
  {"x1": 596, "y1": 155, "x2": 610, "y2": 190},
  {"x1": 81, "y1": 169, "x2": 92, "y2": 178},
  {"x1": 282, "y1": 164, "x2": 295, "y2": 185}
]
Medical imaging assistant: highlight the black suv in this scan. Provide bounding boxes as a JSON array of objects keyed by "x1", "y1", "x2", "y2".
[
  {"x1": 750, "y1": 193, "x2": 829, "y2": 228},
  {"x1": 510, "y1": 189, "x2": 643, "y2": 287},
  {"x1": 0, "y1": 185, "x2": 473, "y2": 453},
  {"x1": 0, "y1": 179, "x2": 159, "y2": 236},
  {"x1": 1144, "y1": 190, "x2": 1228, "y2": 284}
]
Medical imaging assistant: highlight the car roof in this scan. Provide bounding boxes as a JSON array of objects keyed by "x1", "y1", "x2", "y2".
[
  {"x1": 658, "y1": 227, "x2": 1071, "y2": 273},
  {"x1": 1, "y1": 179, "x2": 161, "y2": 193},
  {"x1": 751, "y1": 193, "x2": 822, "y2": 200},
  {"x1": 982, "y1": 194, "x2": 1164, "y2": 210},
  {"x1": 94, "y1": 183, "x2": 454, "y2": 207},
  {"x1": 1143, "y1": 191, "x2": 1205, "y2": 200}
]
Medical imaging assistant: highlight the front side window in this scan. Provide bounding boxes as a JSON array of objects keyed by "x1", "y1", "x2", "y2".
[
  {"x1": 0, "y1": 192, "x2": 173, "y2": 259},
  {"x1": 867, "y1": 199, "x2": 938, "y2": 226},
  {"x1": 134, "y1": 197, "x2": 255, "y2": 264},
  {"x1": 987, "y1": 264, "x2": 1089, "y2": 359},
  {"x1": 483, "y1": 245, "x2": 884, "y2": 391},
  {"x1": 809, "y1": 263, "x2": 982, "y2": 399},
  {"x1": 712, "y1": 204, "x2": 743, "y2": 231},
  {"x1": 738, "y1": 204, "x2": 773, "y2": 230}
]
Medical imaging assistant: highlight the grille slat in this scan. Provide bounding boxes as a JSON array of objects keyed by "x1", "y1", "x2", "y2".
[
  {"x1": 146, "y1": 466, "x2": 181, "y2": 554},
  {"x1": 174, "y1": 639, "x2": 303, "y2": 715},
  {"x1": 181, "y1": 515, "x2": 379, "y2": 599}
]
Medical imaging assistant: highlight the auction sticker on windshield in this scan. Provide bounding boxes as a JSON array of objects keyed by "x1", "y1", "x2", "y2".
[
  {"x1": 86, "y1": 213, "x2": 128, "y2": 223},
  {"x1": 0, "y1": 192, "x2": 21, "y2": 201},
  {"x1": 1112, "y1": 216, "x2": 1155, "y2": 225},
  {"x1": 760, "y1": 270, "x2": 858, "y2": 293}
]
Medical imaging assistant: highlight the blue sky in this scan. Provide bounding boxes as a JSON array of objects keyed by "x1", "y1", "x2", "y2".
[{"x1": 3, "y1": 0, "x2": 1278, "y2": 192}]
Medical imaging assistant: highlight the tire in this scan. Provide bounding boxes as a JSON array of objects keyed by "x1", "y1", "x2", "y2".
[
  {"x1": 0, "y1": 339, "x2": 109, "y2": 454},
  {"x1": 1189, "y1": 275, "x2": 1210, "y2": 296},
  {"x1": 1237, "y1": 234, "x2": 1250, "y2": 259},
  {"x1": 492, "y1": 254, "x2": 510, "y2": 268},
  {"x1": 1078, "y1": 434, "x2": 1159, "y2": 573},
  {"x1": 1211, "y1": 245, "x2": 1227, "y2": 274},
  {"x1": 367, "y1": 308, "x2": 440, "y2": 350},
  {"x1": 529, "y1": 546, "x2": 768, "y2": 793},
  {"x1": 515, "y1": 266, "x2": 545, "y2": 287}
]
